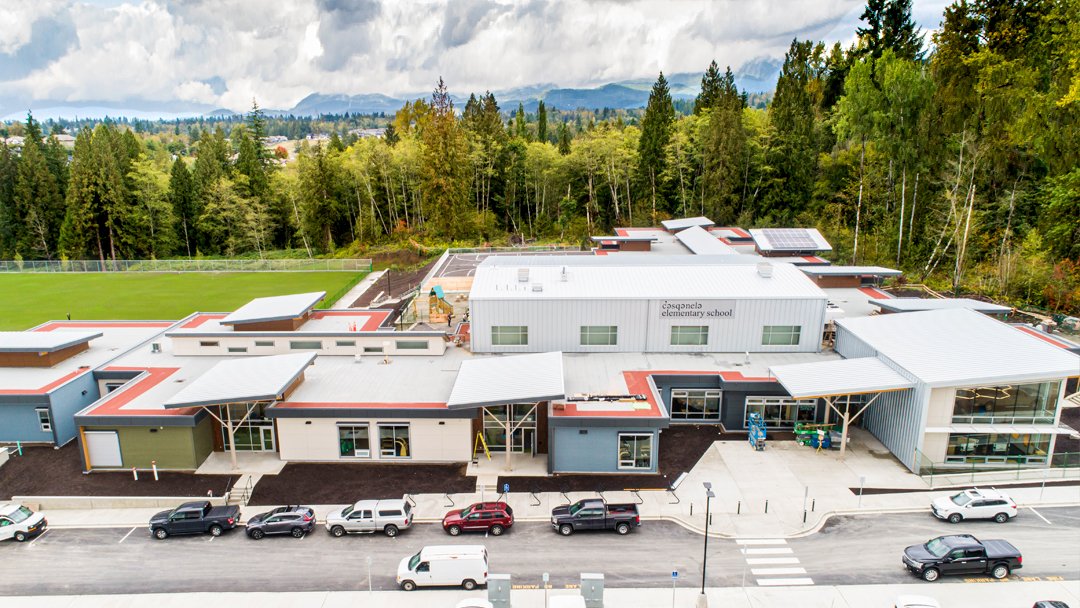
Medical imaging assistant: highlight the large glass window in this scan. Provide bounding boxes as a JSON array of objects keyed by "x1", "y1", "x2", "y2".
[
  {"x1": 670, "y1": 389, "x2": 722, "y2": 420},
  {"x1": 379, "y1": 424, "x2": 410, "y2": 458},
  {"x1": 945, "y1": 433, "x2": 1051, "y2": 464},
  {"x1": 338, "y1": 425, "x2": 370, "y2": 458},
  {"x1": 670, "y1": 326, "x2": 708, "y2": 346},
  {"x1": 762, "y1": 326, "x2": 801, "y2": 346},
  {"x1": 744, "y1": 396, "x2": 818, "y2": 427},
  {"x1": 618, "y1": 433, "x2": 653, "y2": 469},
  {"x1": 482, "y1": 405, "x2": 537, "y2": 453},
  {"x1": 491, "y1": 326, "x2": 528, "y2": 346},
  {"x1": 580, "y1": 325, "x2": 618, "y2": 346},
  {"x1": 953, "y1": 381, "x2": 1060, "y2": 424}
]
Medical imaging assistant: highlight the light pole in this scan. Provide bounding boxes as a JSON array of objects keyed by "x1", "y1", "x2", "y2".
[{"x1": 698, "y1": 482, "x2": 715, "y2": 607}]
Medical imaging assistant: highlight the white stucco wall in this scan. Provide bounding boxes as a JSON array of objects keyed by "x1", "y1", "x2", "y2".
[
  {"x1": 276, "y1": 417, "x2": 470, "y2": 462},
  {"x1": 171, "y1": 335, "x2": 446, "y2": 357}
]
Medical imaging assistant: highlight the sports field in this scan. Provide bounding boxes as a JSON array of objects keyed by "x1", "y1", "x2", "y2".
[{"x1": 0, "y1": 272, "x2": 363, "y2": 330}]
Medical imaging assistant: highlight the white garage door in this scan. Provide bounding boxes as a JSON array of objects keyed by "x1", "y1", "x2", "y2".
[{"x1": 84, "y1": 431, "x2": 122, "y2": 468}]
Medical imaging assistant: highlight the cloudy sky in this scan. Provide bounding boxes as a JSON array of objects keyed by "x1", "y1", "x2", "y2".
[{"x1": 0, "y1": 0, "x2": 950, "y2": 113}]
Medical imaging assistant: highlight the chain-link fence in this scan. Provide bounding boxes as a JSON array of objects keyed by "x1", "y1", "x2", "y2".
[{"x1": 0, "y1": 259, "x2": 372, "y2": 273}]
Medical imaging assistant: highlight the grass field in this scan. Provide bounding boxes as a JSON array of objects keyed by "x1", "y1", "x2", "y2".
[{"x1": 0, "y1": 272, "x2": 363, "y2": 330}]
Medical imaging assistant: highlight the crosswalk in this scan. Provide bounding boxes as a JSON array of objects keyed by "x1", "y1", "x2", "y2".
[{"x1": 736, "y1": 539, "x2": 814, "y2": 586}]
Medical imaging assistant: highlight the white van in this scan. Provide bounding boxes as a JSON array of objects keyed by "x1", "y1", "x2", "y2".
[
  {"x1": 0, "y1": 503, "x2": 47, "y2": 542},
  {"x1": 397, "y1": 545, "x2": 488, "y2": 591}
]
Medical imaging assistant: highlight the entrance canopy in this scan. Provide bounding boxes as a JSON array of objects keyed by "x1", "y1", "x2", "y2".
[
  {"x1": 162, "y1": 352, "x2": 316, "y2": 409},
  {"x1": 448, "y1": 352, "x2": 565, "y2": 410},
  {"x1": 769, "y1": 357, "x2": 914, "y2": 399}
]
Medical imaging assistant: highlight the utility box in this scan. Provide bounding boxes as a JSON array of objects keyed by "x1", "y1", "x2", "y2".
[
  {"x1": 487, "y1": 573, "x2": 511, "y2": 608},
  {"x1": 580, "y1": 573, "x2": 604, "y2": 608}
]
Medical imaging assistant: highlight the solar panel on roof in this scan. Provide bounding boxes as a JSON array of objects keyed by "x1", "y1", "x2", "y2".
[{"x1": 761, "y1": 228, "x2": 819, "y2": 250}]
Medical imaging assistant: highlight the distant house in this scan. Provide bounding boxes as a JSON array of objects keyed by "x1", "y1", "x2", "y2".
[
  {"x1": 3, "y1": 136, "x2": 24, "y2": 149},
  {"x1": 348, "y1": 128, "x2": 386, "y2": 139}
]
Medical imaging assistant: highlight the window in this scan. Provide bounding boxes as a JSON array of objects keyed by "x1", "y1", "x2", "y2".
[
  {"x1": 289, "y1": 340, "x2": 322, "y2": 350},
  {"x1": 227, "y1": 347, "x2": 247, "y2": 353},
  {"x1": 670, "y1": 326, "x2": 708, "y2": 346},
  {"x1": 378, "y1": 509, "x2": 403, "y2": 517},
  {"x1": 379, "y1": 424, "x2": 410, "y2": 458},
  {"x1": 104, "y1": 382, "x2": 125, "y2": 394},
  {"x1": 35, "y1": 408, "x2": 52, "y2": 432},
  {"x1": 953, "y1": 380, "x2": 1060, "y2": 424},
  {"x1": 254, "y1": 341, "x2": 274, "y2": 347},
  {"x1": 338, "y1": 425, "x2": 370, "y2": 458},
  {"x1": 618, "y1": 433, "x2": 653, "y2": 470},
  {"x1": 744, "y1": 396, "x2": 818, "y2": 427},
  {"x1": 363, "y1": 346, "x2": 383, "y2": 353},
  {"x1": 395, "y1": 340, "x2": 428, "y2": 350},
  {"x1": 762, "y1": 325, "x2": 801, "y2": 346},
  {"x1": 199, "y1": 341, "x2": 219, "y2": 347},
  {"x1": 670, "y1": 389, "x2": 722, "y2": 420},
  {"x1": 580, "y1": 325, "x2": 618, "y2": 346},
  {"x1": 335, "y1": 340, "x2": 356, "y2": 347},
  {"x1": 491, "y1": 326, "x2": 528, "y2": 346},
  {"x1": 946, "y1": 432, "x2": 1051, "y2": 464}
]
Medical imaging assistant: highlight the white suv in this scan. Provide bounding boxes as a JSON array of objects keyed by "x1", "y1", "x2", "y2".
[{"x1": 931, "y1": 488, "x2": 1018, "y2": 524}]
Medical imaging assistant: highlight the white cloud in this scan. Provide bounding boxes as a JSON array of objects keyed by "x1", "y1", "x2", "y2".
[{"x1": 0, "y1": 0, "x2": 953, "y2": 112}]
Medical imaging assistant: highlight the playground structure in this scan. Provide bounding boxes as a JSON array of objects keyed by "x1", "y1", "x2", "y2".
[{"x1": 428, "y1": 285, "x2": 454, "y2": 324}]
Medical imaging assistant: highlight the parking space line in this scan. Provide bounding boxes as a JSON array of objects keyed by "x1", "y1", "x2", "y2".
[
  {"x1": 207, "y1": 535, "x2": 215, "y2": 542},
  {"x1": 118, "y1": 527, "x2": 137, "y2": 544},
  {"x1": 27, "y1": 529, "x2": 49, "y2": 547},
  {"x1": 1027, "y1": 507, "x2": 1052, "y2": 525}
]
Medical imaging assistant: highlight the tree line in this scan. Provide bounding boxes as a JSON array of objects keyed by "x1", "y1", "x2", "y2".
[{"x1": 0, "y1": 0, "x2": 1077, "y2": 313}]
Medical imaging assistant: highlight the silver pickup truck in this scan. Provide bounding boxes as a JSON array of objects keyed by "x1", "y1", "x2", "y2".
[{"x1": 325, "y1": 499, "x2": 413, "y2": 537}]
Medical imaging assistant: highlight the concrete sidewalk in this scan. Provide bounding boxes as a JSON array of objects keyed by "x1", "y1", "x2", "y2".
[{"x1": 8, "y1": 580, "x2": 1079, "y2": 607}]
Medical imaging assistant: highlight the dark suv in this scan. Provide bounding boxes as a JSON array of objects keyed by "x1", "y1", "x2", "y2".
[
  {"x1": 442, "y1": 502, "x2": 514, "y2": 536},
  {"x1": 245, "y1": 505, "x2": 316, "y2": 540}
]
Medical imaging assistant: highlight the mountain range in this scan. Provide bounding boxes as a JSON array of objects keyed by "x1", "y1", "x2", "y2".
[{"x1": 3, "y1": 57, "x2": 781, "y2": 122}]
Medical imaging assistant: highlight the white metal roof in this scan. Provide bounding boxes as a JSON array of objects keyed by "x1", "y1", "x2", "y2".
[
  {"x1": 769, "y1": 357, "x2": 915, "y2": 398},
  {"x1": 0, "y1": 330, "x2": 102, "y2": 352},
  {"x1": 661, "y1": 217, "x2": 714, "y2": 231},
  {"x1": 589, "y1": 235, "x2": 658, "y2": 242},
  {"x1": 471, "y1": 258, "x2": 828, "y2": 301},
  {"x1": 447, "y1": 352, "x2": 565, "y2": 409},
  {"x1": 674, "y1": 225, "x2": 739, "y2": 255},
  {"x1": 800, "y1": 266, "x2": 902, "y2": 277},
  {"x1": 162, "y1": 352, "x2": 317, "y2": 408},
  {"x1": 750, "y1": 228, "x2": 833, "y2": 252},
  {"x1": 220, "y1": 292, "x2": 326, "y2": 325},
  {"x1": 869, "y1": 298, "x2": 1013, "y2": 314},
  {"x1": 836, "y1": 309, "x2": 1080, "y2": 387}
]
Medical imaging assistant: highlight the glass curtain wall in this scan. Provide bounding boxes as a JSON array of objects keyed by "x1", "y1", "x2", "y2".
[
  {"x1": 945, "y1": 433, "x2": 1051, "y2": 464},
  {"x1": 953, "y1": 381, "x2": 1060, "y2": 424}
]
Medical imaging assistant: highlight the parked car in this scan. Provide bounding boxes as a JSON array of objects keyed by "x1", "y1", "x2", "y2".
[
  {"x1": 894, "y1": 596, "x2": 941, "y2": 608},
  {"x1": 397, "y1": 545, "x2": 488, "y2": 591},
  {"x1": 0, "y1": 503, "x2": 47, "y2": 543},
  {"x1": 1033, "y1": 602, "x2": 1071, "y2": 608},
  {"x1": 326, "y1": 499, "x2": 412, "y2": 537},
  {"x1": 902, "y1": 534, "x2": 1022, "y2": 581},
  {"x1": 245, "y1": 505, "x2": 316, "y2": 539},
  {"x1": 550, "y1": 499, "x2": 640, "y2": 536},
  {"x1": 931, "y1": 488, "x2": 1018, "y2": 524},
  {"x1": 149, "y1": 501, "x2": 240, "y2": 540},
  {"x1": 443, "y1": 502, "x2": 514, "y2": 536}
]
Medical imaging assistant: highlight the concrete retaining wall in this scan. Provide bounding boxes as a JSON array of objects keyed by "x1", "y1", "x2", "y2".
[{"x1": 12, "y1": 495, "x2": 229, "y2": 510}]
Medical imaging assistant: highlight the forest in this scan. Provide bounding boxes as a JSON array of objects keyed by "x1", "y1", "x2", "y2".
[{"x1": 0, "y1": 0, "x2": 1077, "y2": 314}]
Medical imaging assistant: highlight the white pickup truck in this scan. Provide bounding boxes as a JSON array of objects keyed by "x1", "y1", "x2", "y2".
[{"x1": 0, "y1": 503, "x2": 47, "y2": 542}]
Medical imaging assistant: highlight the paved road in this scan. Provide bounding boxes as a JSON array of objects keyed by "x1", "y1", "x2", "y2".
[{"x1": 0, "y1": 507, "x2": 1076, "y2": 595}]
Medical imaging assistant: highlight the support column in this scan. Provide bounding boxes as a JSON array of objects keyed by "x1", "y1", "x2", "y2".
[
  {"x1": 506, "y1": 405, "x2": 513, "y2": 472},
  {"x1": 226, "y1": 404, "x2": 238, "y2": 471}
]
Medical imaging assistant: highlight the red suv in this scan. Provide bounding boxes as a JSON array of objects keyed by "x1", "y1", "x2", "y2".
[{"x1": 442, "y1": 502, "x2": 514, "y2": 536}]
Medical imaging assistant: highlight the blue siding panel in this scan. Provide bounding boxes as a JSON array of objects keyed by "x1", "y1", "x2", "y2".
[
  {"x1": 0, "y1": 401, "x2": 53, "y2": 442},
  {"x1": 551, "y1": 426, "x2": 658, "y2": 473},
  {"x1": 48, "y1": 373, "x2": 102, "y2": 445}
]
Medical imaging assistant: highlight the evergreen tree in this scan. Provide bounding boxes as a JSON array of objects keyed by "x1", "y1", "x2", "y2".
[
  {"x1": 701, "y1": 66, "x2": 746, "y2": 219},
  {"x1": 383, "y1": 122, "x2": 399, "y2": 146},
  {"x1": 421, "y1": 78, "x2": 471, "y2": 236},
  {"x1": 635, "y1": 72, "x2": 676, "y2": 218},
  {"x1": 14, "y1": 127, "x2": 64, "y2": 258},
  {"x1": 169, "y1": 158, "x2": 197, "y2": 256},
  {"x1": 537, "y1": 101, "x2": 548, "y2": 143},
  {"x1": 515, "y1": 102, "x2": 528, "y2": 140},
  {"x1": 882, "y1": 0, "x2": 924, "y2": 61},
  {"x1": 0, "y1": 144, "x2": 17, "y2": 256},
  {"x1": 557, "y1": 122, "x2": 572, "y2": 155},
  {"x1": 695, "y1": 60, "x2": 724, "y2": 113}
]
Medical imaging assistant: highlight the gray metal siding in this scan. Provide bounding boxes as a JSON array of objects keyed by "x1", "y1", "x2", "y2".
[
  {"x1": 855, "y1": 354, "x2": 927, "y2": 473},
  {"x1": 835, "y1": 325, "x2": 878, "y2": 359},
  {"x1": 473, "y1": 297, "x2": 825, "y2": 354},
  {"x1": 551, "y1": 426, "x2": 658, "y2": 473}
]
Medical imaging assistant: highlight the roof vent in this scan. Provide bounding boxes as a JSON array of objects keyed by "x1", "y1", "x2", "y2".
[
  {"x1": 561, "y1": 266, "x2": 568, "y2": 282},
  {"x1": 517, "y1": 268, "x2": 529, "y2": 283},
  {"x1": 150, "y1": 342, "x2": 161, "y2": 353},
  {"x1": 757, "y1": 262, "x2": 773, "y2": 278},
  {"x1": 532, "y1": 283, "x2": 543, "y2": 292}
]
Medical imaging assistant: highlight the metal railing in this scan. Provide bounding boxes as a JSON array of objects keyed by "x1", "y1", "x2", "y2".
[
  {"x1": 446, "y1": 245, "x2": 582, "y2": 255},
  {"x1": 915, "y1": 449, "x2": 1080, "y2": 488},
  {"x1": 0, "y1": 258, "x2": 372, "y2": 273}
]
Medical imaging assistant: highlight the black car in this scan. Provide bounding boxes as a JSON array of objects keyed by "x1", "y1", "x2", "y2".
[{"x1": 245, "y1": 505, "x2": 316, "y2": 539}]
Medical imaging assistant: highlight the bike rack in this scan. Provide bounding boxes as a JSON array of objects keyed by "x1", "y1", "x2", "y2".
[
  {"x1": 668, "y1": 472, "x2": 687, "y2": 505},
  {"x1": 405, "y1": 494, "x2": 418, "y2": 507},
  {"x1": 597, "y1": 490, "x2": 605, "y2": 501},
  {"x1": 631, "y1": 490, "x2": 644, "y2": 505},
  {"x1": 560, "y1": 490, "x2": 571, "y2": 504},
  {"x1": 443, "y1": 493, "x2": 455, "y2": 508},
  {"x1": 530, "y1": 491, "x2": 541, "y2": 507}
]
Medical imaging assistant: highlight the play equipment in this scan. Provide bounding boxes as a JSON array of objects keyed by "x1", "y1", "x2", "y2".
[
  {"x1": 747, "y1": 412, "x2": 766, "y2": 451},
  {"x1": 429, "y1": 285, "x2": 454, "y2": 324}
]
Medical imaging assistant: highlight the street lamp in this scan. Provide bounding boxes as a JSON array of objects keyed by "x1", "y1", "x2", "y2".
[{"x1": 699, "y1": 482, "x2": 715, "y2": 606}]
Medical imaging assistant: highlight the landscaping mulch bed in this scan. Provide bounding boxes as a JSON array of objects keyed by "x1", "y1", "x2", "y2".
[
  {"x1": 248, "y1": 462, "x2": 475, "y2": 505},
  {"x1": 0, "y1": 444, "x2": 234, "y2": 499},
  {"x1": 497, "y1": 425, "x2": 756, "y2": 493}
]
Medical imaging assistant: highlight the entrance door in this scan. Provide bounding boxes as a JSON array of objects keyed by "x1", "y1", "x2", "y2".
[{"x1": 260, "y1": 426, "x2": 275, "y2": 451}]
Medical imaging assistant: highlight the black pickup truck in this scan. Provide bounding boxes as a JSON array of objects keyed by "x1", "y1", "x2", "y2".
[
  {"x1": 149, "y1": 501, "x2": 241, "y2": 540},
  {"x1": 551, "y1": 499, "x2": 640, "y2": 536},
  {"x1": 903, "y1": 534, "x2": 1022, "y2": 581}
]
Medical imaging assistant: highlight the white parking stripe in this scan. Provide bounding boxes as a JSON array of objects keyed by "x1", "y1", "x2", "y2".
[
  {"x1": 118, "y1": 527, "x2": 136, "y2": 544},
  {"x1": 743, "y1": 547, "x2": 794, "y2": 555},
  {"x1": 27, "y1": 529, "x2": 49, "y2": 547},
  {"x1": 736, "y1": 539, "x2": 787, "y2": 545},
  {"x1": 756, "y1": 578, "x2": 814, "y2": 586},
  {"x1": 746, "y1": 557, "x2": 800, "y2": 565},
  {"x1": 751, "y1": 567, "x2": 807, "y2": 576},
  {"x1": 1027, "y1": 507, "x2": 1052, "y2": 525}
]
